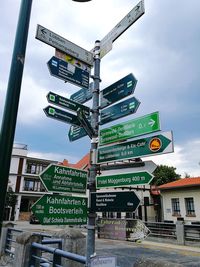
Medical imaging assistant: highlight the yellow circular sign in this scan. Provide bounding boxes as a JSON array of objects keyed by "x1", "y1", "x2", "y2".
[{"x1": 149, "y1": 137, "x2": 162, "y2": 152}]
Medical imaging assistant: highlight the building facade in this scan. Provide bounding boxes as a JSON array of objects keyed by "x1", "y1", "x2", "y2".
[
  {"x1": 159, "y1": 177, "x2": 200, "y2": 224},
  {"x1": 8, "y1": 144, "x2": 57, "y2": 221}
]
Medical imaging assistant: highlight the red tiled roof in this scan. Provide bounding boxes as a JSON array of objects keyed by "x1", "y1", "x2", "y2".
[
  {"x1": 59, "y1": 153, "x2": 90, "y2": 170},
  {"x1": 159, "y1": 177, "x2": 200, "y2": 190}
]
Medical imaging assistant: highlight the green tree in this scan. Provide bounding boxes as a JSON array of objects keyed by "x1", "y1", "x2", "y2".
[
  {"x1": 5, "y1": 186, "x2": 16, "y2": 208},
  {"x1": 151, "y1": 165, "x2": 181, "y2": 186}
]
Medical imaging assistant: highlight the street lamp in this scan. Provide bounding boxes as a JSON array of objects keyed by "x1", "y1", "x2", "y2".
[{"x1": 0, "y1": 0, "x2": 90, "y2": 239}]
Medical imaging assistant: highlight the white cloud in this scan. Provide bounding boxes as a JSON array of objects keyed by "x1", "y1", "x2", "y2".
[
  {"x1": 16, "y1": 76, "x2": 48, "y2": 125},
  {"x1": 146, "y1": 140, "x2": 200, "y2": 178}
]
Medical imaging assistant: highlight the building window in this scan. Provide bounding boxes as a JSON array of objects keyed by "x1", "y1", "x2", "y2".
[
  {"x1": 185, "y1": 197, "x2": 195, "y2": 216},
  {"x1": 23, "y1": 178, "x2": 46, "y2": 192},
  {"x1": 171, "y1": 198, "x2": 180, "y2": 216},
  {"x1": 26, "y1": 160, "x2": 49, "y2": 175}
]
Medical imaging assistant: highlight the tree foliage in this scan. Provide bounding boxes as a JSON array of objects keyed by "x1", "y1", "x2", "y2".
[
  {"x1": 5, "y1": 186, "x2": 16, "y2": 208},
  {"x1": 151, "y1": 165, "x2": 181, "y2": 186}
]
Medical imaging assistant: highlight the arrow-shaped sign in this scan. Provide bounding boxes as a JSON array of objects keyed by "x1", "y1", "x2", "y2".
[
  {"x1": 77, "y1": 109, "x2": 94, "y2": 139},
  {"x1": 47, "y1": 91, "x2": 90, "y2": 116},
  {"x1": 68, "y1": 125, "x2": 87, "y2": 142},
  {"x1": 47, "y1": 56, "x2": 90, "y2": 89},
  {"x1": 96, "y1": 171, "x2": 154, "y2": 189},
  {"x1": 90, "y1": 191, "x2": 140, "y2": 212},
  {"x1": 99, "y1": 0, "x2": 145, "y2": 58},
  {"x1": 100, "y1": 160, "x2": 158, "y2": 176},
  {"x1": 99, "y1": 111, "x2": 160, "y2": 145},
  {"x1": 98, "y1": 131, "x2": 174, "y2": 164},
  {"x1": 100, "y1": 73, "x2": 137, "y2": 109},
  {"x1": 39, "y1": 164, "x2": 88, "y2": 194},
  {"x1": 44, "y1": 106, "x2": 81, "y2": 127},
  {"x1": 97, "y1": 218, "x2": 150, "y2": 241},
  {"x1": 31, "y1": 194, "x2": 88, "y2": 225},
  {"x1": 70, "y1": 82, "x2": 93, "y2": 104},
  {"x1": 100, "y1": 97, "x2": 140, "y2": 125},
  {"x1": 36, "y1": 24, "x2": 93, "y2": 66}
]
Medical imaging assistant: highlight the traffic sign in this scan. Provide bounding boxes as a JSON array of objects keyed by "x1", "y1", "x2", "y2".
[
  {"x1": 100, "y1": 97, "x2": 140, "y2": 125},
  {"x1": 70, "y1": 82, "x2": 93, "y2": 104},
  {"x1": 100, "y1": 160, "x2": 157, "y2": 176},
  {"x1": 97, "y1": 218, "x2": 150, "y2": 241},
  {"x1": 36, "y1": 24, "x2": 93, "y2": 66},
  {"x1": 99, "y1": 0, "x2": 145, "y2": 58},
  {"x1": 91, "y1": 256, "x2": 116, "y2": 267},
  {"x1": 55, "y1": 49, "x2": 91, "y2": 73},
  {"x1": 31, "y1": 195, "x2": 88, "y2": 225},
  {"x1": 39, "y1": 164, "x2": 87, "y2": 194},
  {"x1": 44, "y1": 105, "x2": 81, "y2": 127},
  {"x1": 77, "y1": 109, "x2": 94, "y2": 139},
  {"x1": 47, "y1": 56, "x2": 90, "y2": 89},
  {"x1": 47, "y1": 91, "x2": 90, "y2": 116},
  {"x1": 97, "y1": 131, "x2": 174, "y2": 164},
  {"x1": 99, "y1": 111, "x2": 160, "y2": 145},
  {"x1": 100, "y1": 73, "x2": 137, "y2": 109},
  {"x1": 90, "y1": 191, "x2": 140, "y2": 212},
  {"x1": 68, "y1": 125, "x2": 87, "y2": 142},
  {"x1": 96, "y1": 171, "x2": 154, "y2": 189}
]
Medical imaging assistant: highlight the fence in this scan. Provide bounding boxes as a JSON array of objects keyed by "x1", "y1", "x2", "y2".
[
  {"x1": 1, "y1": 221, "x2": 200, "y2": 266},
  {"x1": 2, "y1": 227, "x2": 52, "y2": 258},
  {"x1": 145, "y1": 221, "x2": 176, "y2": 240},
  {"x1": 1, "y1": 224, "x2": 86, "y2": 267},
  {"x1": 144, "y1": 221, "x2": 200, "y2": 245},
  {"x1": 30, "y1": 242, "x2": 86, "y2": 266}
]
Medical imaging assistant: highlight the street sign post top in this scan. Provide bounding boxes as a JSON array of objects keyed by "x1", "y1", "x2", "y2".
[
  {"x1": 100, "y1": 73, "x2": 137, "y2": 109},
  {"x1": 90, "y1": 191, "x2": 140, "y2": 212},
  {"x1": 47, "y1": 91, "x2": 90, "y2": 116},
  {"x1": 36, "y1": 24, "x2": 93, "y2": 66},
  {"x1": 98, "y1": 131, "x2": 174, "y2": 164},
  {"x1": 39, "y1": 163, "x2": 87, "y2": 194},
  {"x1": 99, "y1": 0, "x2": 145, "y2": 58},
  {"x1": 99, "y1": 111, "x2": 160, "y2": 145},
  {"x1": 31, "y1": 194, "x2": 88, "y2": 225},
  {"x1": 96, "y1": 170, "x2": 154, "y2": 189}
]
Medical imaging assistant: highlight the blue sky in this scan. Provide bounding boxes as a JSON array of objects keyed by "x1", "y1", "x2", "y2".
[{"x1": 1, "y1": 0, "x2": 200, "y2": 177}]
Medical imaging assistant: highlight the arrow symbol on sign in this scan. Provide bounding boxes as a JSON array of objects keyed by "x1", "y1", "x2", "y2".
[
  {"x1": 41, "y1": 28, "x2": 47, "y2": 35},
  {"x1": 148, "y1": 119, "x2": 156, "y2": 127}
]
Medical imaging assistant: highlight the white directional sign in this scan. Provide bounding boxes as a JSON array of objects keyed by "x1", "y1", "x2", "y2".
[
  {"x1": 36, "y1": 25, "x2": 93, "y2": 66},
  {"x1": 100, "y1": 160, "x2": 157, "y2": 177},
  {"x1": 100, "y1": 0, "x2": 145, "y2": 58}
]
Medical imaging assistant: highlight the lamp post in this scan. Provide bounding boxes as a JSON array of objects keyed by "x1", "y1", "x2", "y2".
[{"x1": 0, "y1": 0, "x2": 91, "y2": 239}]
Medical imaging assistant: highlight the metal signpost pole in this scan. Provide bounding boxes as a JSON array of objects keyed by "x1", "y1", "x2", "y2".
[
  {"x1": 0, "y1": 0, "x2": 33, "y2": 237},
  {"x1": 86, "y1": 40, "x2": 101, "y2": 266}
]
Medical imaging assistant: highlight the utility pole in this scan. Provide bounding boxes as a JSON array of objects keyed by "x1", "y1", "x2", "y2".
[
  {"x1": 0, "y1": 0, "x2": 33, "y2": 237},
  {"x1": 86, "y1": 40, "x2": 101, "y2": 266}
]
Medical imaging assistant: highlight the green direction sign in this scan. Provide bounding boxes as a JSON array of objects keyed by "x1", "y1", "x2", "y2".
[
  {"x1": 47, "y1": 91, "x2": 90, "y2": 116},
  {"x1": 90, "y1": 191, "x2": 140, "y2": 212},
  {"x1": 100, "y1": 97, "x2": 140, "y2": 125},
  {"x1": 39, "y1": 164, "x2": 87, "y2": 194},
  {"x1": 98, "y1": 131, "x2": 174, "y2": 164},
  {"x1": 68, "y1": 125, "x2": 87, "y2": 142},
  {"x1": 31, "y1": 195, "x2": 88, "y2": 225},
  {"x1": 96, "y1": 171, "x2": 154, "y2": 189},
  {"x1": 44, "y1": 105, "x2": 81, "y2": 127},
  {"x1": 100, "y1": 73, "x2": 137, "y2": 109},
  {"x1": 99, "y1": 111, "x2": 160, "y2": 145}
]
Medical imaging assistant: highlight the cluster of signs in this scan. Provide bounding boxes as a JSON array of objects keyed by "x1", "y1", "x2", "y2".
[{"x1": 32, "y1": 2, "x2": 175, "y2": 258}]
